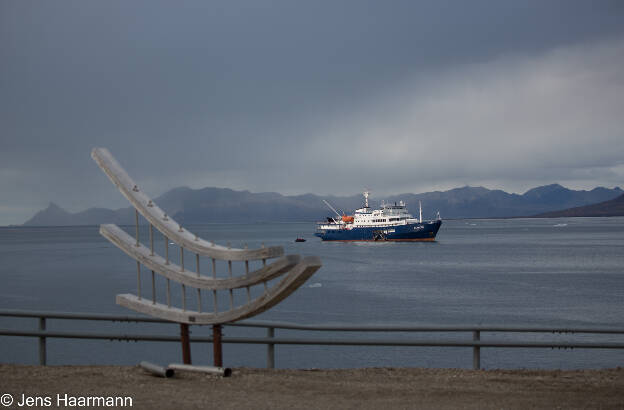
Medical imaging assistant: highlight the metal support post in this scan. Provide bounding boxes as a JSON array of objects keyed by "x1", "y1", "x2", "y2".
[
  {"x1": 213, "y1": 324, "x2": 223, "y2": 367},
  {"x1": 473, "y1": 330, "x2": 481, "y2": 370},
  {"x1": 134, "y1": 210, "x2": 139, "y2": 247},
  {"x1": 267, "y1": 327, "x2": 275, "y2": 369},
  {"x1": 180, "y1": 323, "x2": 191, "y2": 365},
  {"x1": 39, "y1": 317, "x2": 46, "y2": 366}
]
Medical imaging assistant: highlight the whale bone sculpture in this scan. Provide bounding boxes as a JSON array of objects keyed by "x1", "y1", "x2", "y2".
[{"x1": 91, "y1": 147, "x2": 321, "y2": 326}]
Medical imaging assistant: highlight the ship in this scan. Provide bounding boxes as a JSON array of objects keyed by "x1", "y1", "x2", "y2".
[{"x1": 314, "y1": 191, "x2": 442, "y2": 242}]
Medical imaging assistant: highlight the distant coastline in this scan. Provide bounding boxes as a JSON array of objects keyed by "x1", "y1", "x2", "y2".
[
  {"x1": 532, "y1": 193, "x2": 624, "y2": 218},
  {"x1": 21, "y1": 183, "x2": 623, "y2": 227}
]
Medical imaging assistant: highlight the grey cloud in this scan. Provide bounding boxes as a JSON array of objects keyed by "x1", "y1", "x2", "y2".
[
  {"x1": 1, "y1": 0, "x2": 623, "y2": 224},
  {"x1": 295, "y1": 37, "x2": 624, "y2": 195}
]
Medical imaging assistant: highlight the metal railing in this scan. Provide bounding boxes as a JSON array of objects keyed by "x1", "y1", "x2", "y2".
[{"x1": 1, "y1": 309, "x2": 624, "y2": 370}]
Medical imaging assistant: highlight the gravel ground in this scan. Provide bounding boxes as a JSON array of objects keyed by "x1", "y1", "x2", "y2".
[{"x1": 1, "y1": 365, "x2": 623, "y2": 409}]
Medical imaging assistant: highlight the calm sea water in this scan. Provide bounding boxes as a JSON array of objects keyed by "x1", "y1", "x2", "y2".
[{"x1": 1, "y1": 217, "x2": 623, "y2": 369}]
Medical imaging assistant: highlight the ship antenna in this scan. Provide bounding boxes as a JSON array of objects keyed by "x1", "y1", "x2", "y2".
[
  {"x1": 363, "y1": 190, "x2": 370, "y2": 208},
  {"x1": 419, "y1": 201, "x2": 422, "y2": 223}
]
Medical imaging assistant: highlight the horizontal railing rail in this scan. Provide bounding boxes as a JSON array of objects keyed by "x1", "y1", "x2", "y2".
[
  {"x1": 1, "y1": 309, "x2": 623, "y2": 370},
  {"x1": 0, "y1": 309, "x2": 168, "y2": 323},
  {"x1": 4, "y1": 328, "x2": 624, "y2": 348},
  {"x1": 3, "y1": 309, "x2": 623, "y2": 334}
]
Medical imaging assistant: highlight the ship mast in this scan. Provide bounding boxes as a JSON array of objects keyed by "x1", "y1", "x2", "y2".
[
  {"x1": 363, "y1": 190, "x2": 370, "y2": 208},
  {"x1": 419, "y1": 201, "x2": 422, "y2": 223}
]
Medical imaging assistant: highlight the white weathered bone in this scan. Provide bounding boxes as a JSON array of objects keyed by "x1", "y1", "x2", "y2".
[
  {"x1": 117, "y1": 256, "x2": 321, "y2": 324},
  {"x1": 100, "y1": 224, "x2": 301, "y2": 290},
  {"x1": 92, "y1": 147, "x2": 321, "y2": 325},
  {"x1": 92, "y1": 147, "x2": 282, "y2": 261}
]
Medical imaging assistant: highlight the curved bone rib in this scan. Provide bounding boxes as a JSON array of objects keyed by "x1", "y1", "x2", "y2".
[
  {"x1": 91, "y1": 147, "x2": 282, "y2": 261},
  {"x1": 117, "y1": 256, "x2": 322, "y2": 324},
  {"x1": 101, "y1": 224, "x2": 300, "y2": 290}
]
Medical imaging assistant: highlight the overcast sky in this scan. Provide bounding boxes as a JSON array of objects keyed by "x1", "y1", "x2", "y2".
[{"x1": 1, "y1": 0, "x2": 623, "y2": 225}]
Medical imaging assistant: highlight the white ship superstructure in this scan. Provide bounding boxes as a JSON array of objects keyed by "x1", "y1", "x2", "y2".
[{"x1": 315, "y1": 191, "x2": 442, "y2": 242}]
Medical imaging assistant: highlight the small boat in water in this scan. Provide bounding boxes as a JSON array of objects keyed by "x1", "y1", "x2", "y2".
[
  {"x1": 295, "y1": 237, "x2": 306, "y2": 242},
  {"x1": 315, "y1": 191, "x2": 442, "y2": 242}
]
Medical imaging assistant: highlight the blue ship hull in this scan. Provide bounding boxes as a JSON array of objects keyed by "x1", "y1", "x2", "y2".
[{"x1": 315, "y1": 220, "x2": 442, "y2": 242}]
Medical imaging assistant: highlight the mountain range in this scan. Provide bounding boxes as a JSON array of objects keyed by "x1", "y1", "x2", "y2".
[
  {"x1": 534, "y1": 193, "x2": 624, "y2": 218},
  {"x1": 22, "y1": 184, "x2": 623, "y2": 226}
]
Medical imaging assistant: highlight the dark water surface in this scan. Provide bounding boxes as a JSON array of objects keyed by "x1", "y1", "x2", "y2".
[{"x1": 1, "y1": 217, "x2": 623, "y2": 369}]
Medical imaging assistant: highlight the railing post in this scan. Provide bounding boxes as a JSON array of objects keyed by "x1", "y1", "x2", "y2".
[
  {"x1": 38, "y1": 317, "x2": 46, "y2": 366},
  {"x1": 267, "y1": 327, "x2": 275, "y2": 369},
  {"x1": 473, "y1": 330, "x2": 480, "y2": 370},
  {"x1": 180, "y1": 323, "x2": 191, "y2": 365},
  {"x1": 213, "y1": 324, "x2": 223, "y2": 367}
]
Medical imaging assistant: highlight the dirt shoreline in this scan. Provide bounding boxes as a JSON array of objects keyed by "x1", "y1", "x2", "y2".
[{"x1": 2, "y1": 365, "x2": 623, "y2": 409}]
